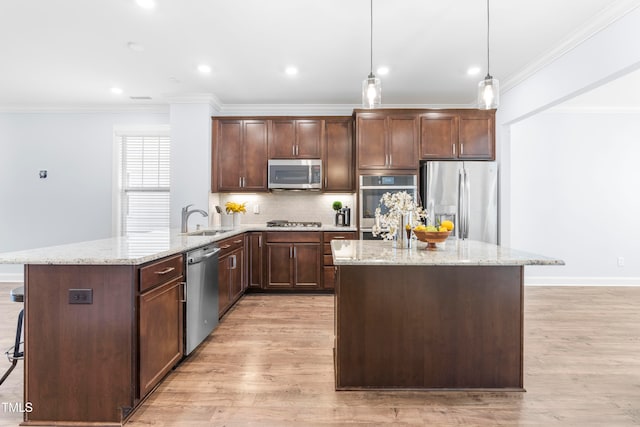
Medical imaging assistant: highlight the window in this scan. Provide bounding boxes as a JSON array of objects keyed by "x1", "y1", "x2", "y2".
[{"x1": 117, "y1": 131, "x2": 170, "y2": 236}]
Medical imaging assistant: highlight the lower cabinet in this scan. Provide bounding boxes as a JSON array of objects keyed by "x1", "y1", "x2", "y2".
[
  {"x1": 323, "y1": 231, "x2": 357, "y2": 289},
  {"x1": 218, "y1": 235, "x2": 245, "y2": 318},
  {"x1": 138, "y1": 254, "x2": 184, "y2": 399},
  {"x1": 265, "y1": 232, "x2": 322, "y2": 289},
  {"x1": 248, "y1": 232, "x2": 264, "y2": 289}
]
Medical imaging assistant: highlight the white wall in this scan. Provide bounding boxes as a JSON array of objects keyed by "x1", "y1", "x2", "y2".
[
  {"x1": 0, "y1": 111, "x2": 169, "y2": 281},
  {"x1": 497, "y1": 6, "x2": 640, "y2": 285},
  {"x1": 510, "y1": 111, "x2": 640, "y2": 285},
  {"x1": 169, "y1": 103, "x2": 213, "y2": 230}
]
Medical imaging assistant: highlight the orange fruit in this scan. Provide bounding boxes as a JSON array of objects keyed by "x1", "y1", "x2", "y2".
[{"x1": 441, "y1": 220, "x2": 454, "y2": 231}]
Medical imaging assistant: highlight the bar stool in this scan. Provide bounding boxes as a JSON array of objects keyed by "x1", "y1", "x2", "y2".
[{"x1": 0, "y1": 286, "x2": 24, "y2": 386}]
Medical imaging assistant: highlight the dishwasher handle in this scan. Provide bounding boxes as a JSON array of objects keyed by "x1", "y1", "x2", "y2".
[{"x1": 187, "y1": 247, "x2": 221, "y2": 264}]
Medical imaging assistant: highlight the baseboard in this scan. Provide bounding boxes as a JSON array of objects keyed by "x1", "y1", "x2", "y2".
[
  {"x1": 525, "y1": 276, "x2": 640, "y2": 286},
  {"x1": 0, "y1": 273, "x2": 23, "y2": 284}
]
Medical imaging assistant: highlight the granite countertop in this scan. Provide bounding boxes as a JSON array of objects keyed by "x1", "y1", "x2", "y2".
[
  {"x1": 331, "y1": 239, "x2": 564, "y2": 266},
  {"x1": 0, "y1": 224, "x2": 357, "y2": 266}
]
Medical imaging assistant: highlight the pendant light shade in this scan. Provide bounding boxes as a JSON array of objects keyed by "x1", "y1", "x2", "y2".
[
  {"x1": 478, "y1": 0, "x2": 498, "y2": 109},
  {"x1": 478, "y1": 75, "x2": 499, "y2": 109},
  {"x1": 362, "y1": 0, "x2": 381, "y2": 108},
  {"x1": 363, "y1": 73, "x2": 381, "y2": 108}
]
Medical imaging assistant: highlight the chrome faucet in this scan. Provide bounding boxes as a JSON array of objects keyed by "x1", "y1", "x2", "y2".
[{"x1": 181, "y1": 204, "x2": 208, "y2": 233}]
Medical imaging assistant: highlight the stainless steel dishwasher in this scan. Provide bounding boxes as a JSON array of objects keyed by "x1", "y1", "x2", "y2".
[{"x1": 185, "y1": 244, "x2": 220, "y2": 355}]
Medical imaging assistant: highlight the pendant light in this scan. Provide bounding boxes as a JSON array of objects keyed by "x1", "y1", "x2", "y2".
[
  {"x1": 362, "y1": 0, "x2": 381, "y2": 108},
  {"x1": 478, "y1": 0, "x2": 499, "y2": 109}
]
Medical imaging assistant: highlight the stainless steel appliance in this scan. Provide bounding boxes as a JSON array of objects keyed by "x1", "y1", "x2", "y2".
[
  {"x1": 420, "y1": 161, "x2": 498, "y2": 244},
  {"x1": 266, "y1": 220, "x2": 322, "y2": 228},
  {"x1": 358, "y1": 174, "x2": 417, "y2": 239},
  {"x1": 268, "y1": 159, "x2": 322, "y2": 190},
  {"x1": 185, "y1": 245, "x2": 220, "y2": 355}
]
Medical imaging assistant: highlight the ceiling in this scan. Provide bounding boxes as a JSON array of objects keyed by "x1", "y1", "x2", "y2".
[{"x1": 1, "y1": 0, "x2": 639, "y2": 110}]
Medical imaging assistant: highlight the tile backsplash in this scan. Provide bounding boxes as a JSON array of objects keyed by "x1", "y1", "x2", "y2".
[{"x1": 209, "y1": 192, "x2": 356, "y2": 227}]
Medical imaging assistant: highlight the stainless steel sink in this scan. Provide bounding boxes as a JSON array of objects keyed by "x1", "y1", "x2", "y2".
[{"x1": 187, "y1": 230, "x2": 225, "y2": 236}]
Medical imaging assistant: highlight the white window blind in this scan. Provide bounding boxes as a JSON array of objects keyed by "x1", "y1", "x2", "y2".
[{"x1": 119, "y1": 134, "x2": 170, "y2": 235}]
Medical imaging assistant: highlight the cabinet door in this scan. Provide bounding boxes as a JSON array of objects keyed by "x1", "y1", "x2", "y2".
[
  {"x1": 218, "y1": 255, "x2": 231, "y2": 316},
  {"x1": 266, "y1": 243, "x2": 293, "y2": 288},
  {"x1": 216, "y1": 120, "x2": 244, "y2": 191},
  {"x1": 139, "y1": 278, "x2": 183, "y2": 398},
  {"x1": 459, "y1": 113, "x2": 495, "y2": 160},
  {"x1": 293, "y1": 243, "x2": 321, "y2": 289},
  {"x1": 270, "y1": 120, "x2": 296, "y2": 158},
  {"x1": 243, "y1": 120, "x2": 269, "y2": 190},
  {"x1": 357, "y1": 115, "x2": 387, "y2": 169},
  {"x1": 324, "y1": 118, "x2": 354, "y2": 192},
  {"x1": 229, "y1": 247, "x2": 244, "y2": 302},
  {"x1": 387, "y1": 115, "x2": 418, "y2": 169},
  {"x1": 420, "y1": 114, "x2": 459, "y2": 159},
  {"x1": 295, "y1": 120, "x2": 322, "y2": 158},
  {"x1": 248, "y1": 232, "x2": 264, "y2": 289}
]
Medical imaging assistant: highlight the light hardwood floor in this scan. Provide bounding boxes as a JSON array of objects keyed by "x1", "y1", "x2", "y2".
[{"x1": 1, "y1": 284, "x2": 639, "y2": 426}]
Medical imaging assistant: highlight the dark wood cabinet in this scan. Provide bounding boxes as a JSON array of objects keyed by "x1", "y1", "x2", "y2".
[
  {"x1": 356, "y1": 110, "x2": 419, "y2": 171},
  {"x1": 324, "y1": 118, "x2": 355, "y2": 192},
  {"x1": 270, "y1": 119, "x2": 322, "y2": 159},
  {"x1": 265, "y1": 232, "x2": 322, "y2": 289},
  {"x1": 217, "y1": 236, "x2": 245, "y2": 317},
  {"x1": 322, "y1": 231, "x2": 357, "y2": 289},
  {"x1": 248, "y1": 232, "x2": 264, "y2": 289},
  {"x1": 420, "y1": 109, "x2": 495, "y2": 160},
  {"x1": 213, "y1": 119, "x2": 269, "y2": 192},
  {"x1": 138, "y1": 254, "x2": 184, "y2": 399}
]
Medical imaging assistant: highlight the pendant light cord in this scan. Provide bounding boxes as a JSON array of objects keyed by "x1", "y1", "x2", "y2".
[
  {"x1": 486, "y1": 0, "x2": 491, "y2": 77},
  {"x1": 370, "y1": 0, "x2": 373, "y2": 75}
]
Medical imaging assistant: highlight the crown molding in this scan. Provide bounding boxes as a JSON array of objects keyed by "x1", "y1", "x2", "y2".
[
  {"x1": 502, "y1": 0, "x2": 640, "y2": 94},
  {"x1": 547, "y1": 105, "x2": 640, "y2": 114},
  {"x1": 164, "y1": 93, "x2": 223, "y2": 113},
  {"x1": 0, "y1": 104, "x2": 169, "y2": 114}
]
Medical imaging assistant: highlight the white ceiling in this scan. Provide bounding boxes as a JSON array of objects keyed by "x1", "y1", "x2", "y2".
[{"x1": 1, "y1": 0, "x2": 639, "y2": 110}]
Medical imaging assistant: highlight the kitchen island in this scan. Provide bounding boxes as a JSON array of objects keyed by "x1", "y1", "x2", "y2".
[{"x1": 331, "y1": 239, "x2": 563, "y2": 391}]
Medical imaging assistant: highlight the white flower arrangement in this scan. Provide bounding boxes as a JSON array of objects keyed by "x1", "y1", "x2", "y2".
[{"x1": 371, "y1": 191, "x2": 428, "y2": 240}]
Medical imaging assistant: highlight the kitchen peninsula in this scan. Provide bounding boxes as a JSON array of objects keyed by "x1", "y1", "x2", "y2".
[
  {"x1": 331, "y1": 239, "x2": 563, "y2": 390},
  {"x1": 0, "y1": 223, "x2": 353, "y2": 426}
]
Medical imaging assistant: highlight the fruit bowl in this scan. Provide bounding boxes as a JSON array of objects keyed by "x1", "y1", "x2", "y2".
[{"x1": 413, "y1": 229, "x2": 451, "y2": 249}]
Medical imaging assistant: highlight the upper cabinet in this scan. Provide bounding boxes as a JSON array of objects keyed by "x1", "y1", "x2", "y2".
[
  {"x1": 269, "y1": 119, "x2": 322, "y2": 159},
  {"x1": 324, "y1": 118, "x2": 354, "y2": 192},
  {"x1": 212, "y1": 119, "x2": 269, "y2": 192},
  {"x1": 356, "y1": 110, "x2": 419, "y2": 171},
  {"x1": 420, "y1": 109, "x2": 495, "y2": 160}
]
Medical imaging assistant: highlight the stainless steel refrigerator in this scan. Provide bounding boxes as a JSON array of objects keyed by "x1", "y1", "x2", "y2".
[{"x1": 420, "y1": 161, "x2": 499, "y2": 244}]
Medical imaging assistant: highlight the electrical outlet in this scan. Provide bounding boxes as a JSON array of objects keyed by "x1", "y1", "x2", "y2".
[
  {"x1": 253, "y1": 204, "x2": 260, "y2": 214},
  {"x1": 617, "y1": 257, "x2": 625, "y2": 267},
  {"x1": 69, "y1": 289, "x2": 93, "y2": 304}
]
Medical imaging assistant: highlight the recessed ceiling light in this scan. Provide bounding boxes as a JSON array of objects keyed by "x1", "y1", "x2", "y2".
[
  {"x1": 198, "y1": 64, "x2": 212, "y2": 74},
  {"x1": 127, "y1": 42, "x2": 144, "y2": 52},
  {"x1": 376, "y1": 66, "x2": 389, "y2": 76},
  {"x1": 136, "y1": 0, "x2": 156, "y2": 9},
  {"x1": 467, "y1": 66, "x2": 481, "y2": 76},
  {"x1": 110, "y1": 87, "x2": 123, "y2": 95},
  {"x1": 285, "y1": 66, "x2": 298, "y2": 76}
]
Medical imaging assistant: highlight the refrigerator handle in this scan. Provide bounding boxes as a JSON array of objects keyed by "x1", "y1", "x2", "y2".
[
  {"x1": 464, "y1": 169, "x2": 471, "y2": 239},
  {"x1": 458, "y1": 169, "x2": 464, "y2": 239}
]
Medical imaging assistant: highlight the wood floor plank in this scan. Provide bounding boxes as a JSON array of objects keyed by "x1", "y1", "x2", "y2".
[{"x1": 2, "y1": 285, "x2": 640, "y2": 426}]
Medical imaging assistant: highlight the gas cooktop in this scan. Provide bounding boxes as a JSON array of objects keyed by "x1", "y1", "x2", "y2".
[{"x1": 266, "y1": 220, "x2": 322, "y2": 228}]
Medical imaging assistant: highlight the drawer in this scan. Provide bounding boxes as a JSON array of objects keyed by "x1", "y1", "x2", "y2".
[
  {"x1": 265, "y1": 231, "x2": 321, "y2": 243},
  {"x1": 217, "y1": 235, "x2": 245, "y2": 256},
  {"x1": 323, "y1": 231, "x2": 357, "y2": 243},
  {"x1": 323, "y1": 254, "x2": 334, "y2": 266},
  {"x1": 140, "y1": 254, "x2": 184, "y2": 292}
]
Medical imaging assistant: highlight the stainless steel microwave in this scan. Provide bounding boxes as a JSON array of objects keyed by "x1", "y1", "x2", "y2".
[{"x1": 268, "y1": 159, "x2": 322, "y2": 190}]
